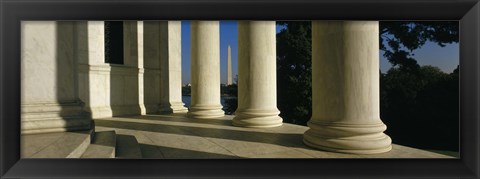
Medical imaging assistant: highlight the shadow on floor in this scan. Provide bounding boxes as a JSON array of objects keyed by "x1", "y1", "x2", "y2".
[
  {"x1": 114, "y1": 114, "x2": 233, "y2": 127},
  {"x1": 139, "y1": 143, "x2": 243, "y2": 159},
  {"x1": 94, "y1": 118, "x2": 309, "y2": 149}
]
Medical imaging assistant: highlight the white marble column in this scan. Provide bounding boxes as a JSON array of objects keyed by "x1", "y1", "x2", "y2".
[
  {"x1": 303, "y1": 21, "x2": 392, "y2": 154},
  {"x1": 119, "y1": 21, "x2": 146, "y2": 115},
  {"x1": 21, "y1": 21, "x2": 92, "y2": 134},
  {"x1": 77, "y1": 21, "x2": 113, "y2": 119},
  {"x1": 158, "y1": 21, "x2": 188, "y2": 113},
  {"x1": 187, "y1": 21, "x2": 224, "y2": 118},
  {"x1": 232, "y1": 21, "x2": 282, "y2": 128}
]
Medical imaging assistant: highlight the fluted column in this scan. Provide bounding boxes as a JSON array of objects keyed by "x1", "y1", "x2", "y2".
[
  {"x1": 303, "y1": 21, "x2": 392, "y2": 154},
  {"x1": 187, "y1": 21, "x2": 224, "y2": 118},
  {"x1": 232, "y1": 21, "x2": 282, "y2": 128},
  {"x1": 158, "y1": 21, "x2": 188, "y2": 113}
]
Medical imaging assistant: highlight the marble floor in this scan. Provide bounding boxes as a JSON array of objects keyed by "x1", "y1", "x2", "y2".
[{"x1": 93, "y1": 114, "x2": 453, "y2": 159}]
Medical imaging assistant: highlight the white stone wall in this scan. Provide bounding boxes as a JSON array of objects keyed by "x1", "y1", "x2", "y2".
[
  {"x1": 21, "y1": 20, "x2": 172, "y2": 133},
  {"x1": 77, "y1": 21, "x2": 146, "y2": 118},
  {"x1": 21, "y1": 21, "x2": 91, "y2": 134}
]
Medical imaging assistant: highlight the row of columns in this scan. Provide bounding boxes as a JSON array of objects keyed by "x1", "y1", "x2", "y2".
[
  {"x1": 186, "y1": 21, "x2": 391, "y2": 154},
  {"x1": 20, "y1": 20, "x2": 391, "y2": 154},
  {"x1": 20, "y1": 20, "x2": 390, "y2": 153},
  {"x1": 187, "y1": 21, "x2": 282, "y2": 129}
]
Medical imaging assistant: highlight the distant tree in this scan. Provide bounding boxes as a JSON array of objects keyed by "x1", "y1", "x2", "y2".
[
  {"x1": 380, "y1": 65, "x2": 459, "y2": 151},
  {"x1": 223, "y1": 75, "x2": 238, "y2": 115},
  {"x1": 182, "y1": 85, "x2": 191, "y2": 96},
  {"x1": 276, "y1": 21, "x2": 312, "y2": 125},
  {"x1": 378, "y1": 22, "x2": 459, "y2": 151},
  {"x1": 380, "y1": 21, "x2": 459, "y2": 71}
]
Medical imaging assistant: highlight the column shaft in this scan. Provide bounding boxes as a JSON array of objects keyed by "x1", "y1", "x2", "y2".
[
  {"x1": 232, "y1": 21, "x2": 282, "y2": 127},
  {"x1": 77, "y1": 21, "x2": 113, "y2": 118},
  {"x1": 143, "y1": 21, "x2": 162, "y2": 113},
  {"x1": 303, "y1": 21, "x2": 392, "y2": 154},
  {"x1": 187, "y1": 21, "x2": 224, "y2": 118},
  {"x1": 109, "y1": 21, "x2": 145, "y2": 116},
  {"x1": 158, "y1": 21, "x2": 188, "y2": 113}
]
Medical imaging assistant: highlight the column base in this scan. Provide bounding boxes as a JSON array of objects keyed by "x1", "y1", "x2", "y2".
[
  {"x1": 144, "y1": 104, "x2": 159, "y2": 114},
  {"x1": 159, "y1": 102, "x2": 188, "y2": 114},
  {"x1": 232, "y1": 109, "x2": 283, "y2": 128},
  {"x1": 187, "y1": 104, "x2": 224, "y2": 119},
  {"x1": 21, "y1": 101, "x2": 93, "y2": 134},
  {"x1": 111, "y1": 104, "x2": 145, "y2": 117},
  {"x1": 303, "y1": 121, "x2": 392, "y2": 154},
  {"x1": 86, "y1": 106, "x2": 113, "y2": 119}
]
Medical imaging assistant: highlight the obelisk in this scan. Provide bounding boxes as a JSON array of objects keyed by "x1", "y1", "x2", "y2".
[{"x1": 227, "y1": 45, "x2": 232, "y2": 85}]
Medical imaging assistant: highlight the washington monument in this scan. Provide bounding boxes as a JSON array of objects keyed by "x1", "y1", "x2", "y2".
[{"x1": 227, "y1": 45, "x2": 232, "y2": 85}]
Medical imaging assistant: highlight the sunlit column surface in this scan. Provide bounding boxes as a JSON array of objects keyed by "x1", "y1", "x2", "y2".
[
  {"x1": 158, "y1": 21, "x2": 188, "y2": 113},
  {"x1": 232, "y1": 21, "x2": 283, "y2": 128},
  {"x1": 187, "y1": 21, "x2": 224, "y2": 118},
  {"x1": 76, "y1": 21, "x2": 113, "y2": 118},
  {"x1": 109, "y1": 21, "x2": 145, "y2": 116},
  {"x1": 304, "y1": 21, "x2": 392, "y2": 154}
]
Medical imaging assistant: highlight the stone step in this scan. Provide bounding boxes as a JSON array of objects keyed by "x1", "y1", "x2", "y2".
[
  {"x1": 81, "y1": 131, "x2": 117, "y2": 158},
  {"x1": 115, "y1": 134, "x2": 143, "y2": 158},
  {"x1": 21, "y1": 129, "x2": 94, "y2": 158}
]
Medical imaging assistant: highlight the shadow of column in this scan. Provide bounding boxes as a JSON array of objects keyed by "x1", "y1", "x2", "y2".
[{"x1": 54, "y1": 21, "x2": 91, "y2": 132}]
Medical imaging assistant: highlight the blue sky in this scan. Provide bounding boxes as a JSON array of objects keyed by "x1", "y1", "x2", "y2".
[{"x1": 181, "y1": 21, "x2": 459, "y2": 84}]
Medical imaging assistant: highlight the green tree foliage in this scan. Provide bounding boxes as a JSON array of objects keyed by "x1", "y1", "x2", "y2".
[
  {"x1": 276, "y1": 21, "x2": 312, "y2": 125},
  {"x1": 380, "y1": 21, "x2": 459, "y2": 70},
  {"x1": 182, "y1": 85, "x2": 191, "y2": 96},
  {"x1": 223, "y1": 75, "x2": 238, "y2": 115},
  {"x1": 378, "y1": 22, "x2": 459, "y2": 151},
  {"x1": 380, "y1": 65, "x2": 459, "y2": 151}
]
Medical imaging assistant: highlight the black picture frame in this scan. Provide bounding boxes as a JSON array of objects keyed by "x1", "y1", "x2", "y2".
[{"x1": 1, "y1": 0, "x2": 479, "y2": 178}]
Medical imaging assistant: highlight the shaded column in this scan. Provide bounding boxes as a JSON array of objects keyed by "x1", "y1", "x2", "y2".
[
  {"x1": 232, "y1": 21, "x2": 282, "y2": 128},
  {"x1": 143, "y1": 21, "x2": 162, "y2": 113},
  {"x1": 303, "y1": 21, "x2": 392, "y2": 154},
  {"x1": 158, "y1": 21, "x2": 188, "y2": 113},
  {"x1": 187, "y1": 21, "x2": 224, "y2": 118},
  {"x1": 125, "y1": 21, "x2": 147, "y2": 115}
]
